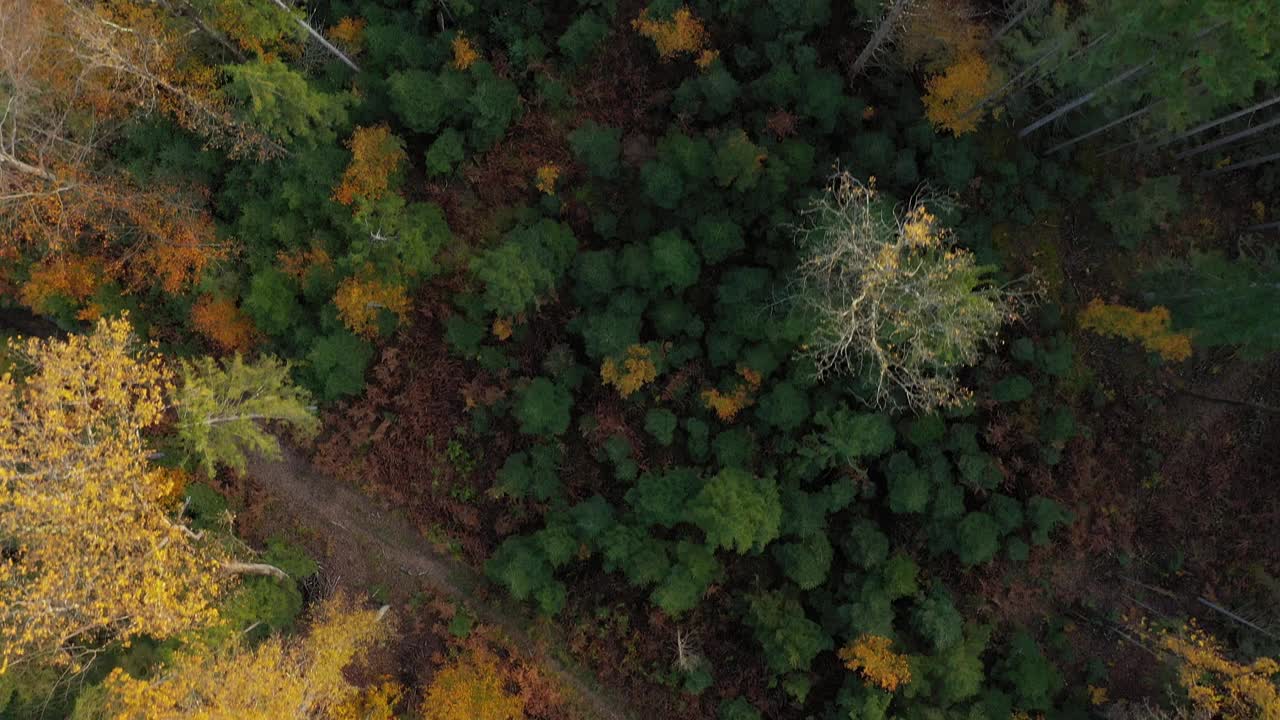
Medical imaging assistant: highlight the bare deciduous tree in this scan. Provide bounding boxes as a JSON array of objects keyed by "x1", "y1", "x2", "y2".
[{"x1": 790, "y1": 172, "x2": 1032, "y2": 411}]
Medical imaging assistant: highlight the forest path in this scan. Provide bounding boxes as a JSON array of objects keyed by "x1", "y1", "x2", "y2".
[{"x1": 245, "y1": 446, "x2": 637, "y2": 720}]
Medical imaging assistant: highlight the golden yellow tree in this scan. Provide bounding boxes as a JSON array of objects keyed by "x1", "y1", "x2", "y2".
[
  {"x1": 422, "y1": 647, "x2": 525, "y2": 720},
  {"x1": 839, "y1": 634, "x2": 912, "y2": 692},
  {"x1": 0, "y1": 317, "x2": 222, "y2": 674},
  {"x1": 923, "y1": 52, "x2": 996, "y2": 136},
  {"x1": 1078, "y1": 298, "x2": 1192, "y2": 362},
  {"x1": 95, "y1": 593, "x2": 393, "y2": 719},
  {"x1": 1144, "y1": 622, "x2": 1280, "y2": 720},
  {"x1": 600, "y1": 344, "x2": 658, "y2": 398},
  {"x1": 701, "y1": 366, "x2": 762, "y2": 421},
  {"x1": 334, "y1": 275, "x2": 412, "y2": 338},
  {"x1": 632, "y1": 6, "x2": 708, "y2": 60}
]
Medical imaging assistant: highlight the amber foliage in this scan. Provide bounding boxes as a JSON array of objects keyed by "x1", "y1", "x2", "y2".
[
  {"x1": 329, "y1": 17, "x2": 367, "y2": 55},
  {"x1": 632, "y1": 6, "x2": 707, "y2": 60},
  {"x1": 923, "y1": 52, "x2": 996, "y2": 136},
  {"x1": 334, "y1": 275, "x2": 412, "y2": 338},
  {"x1": 701, "y1": 366, "x2": 762, "y2": 421},
  {"x1": 534, "y1": 163, "x2": 560, "y2": 195},
  {"x1": 98, "y1": 594, "x2": 392, "y2": 719},
  {"x1": 191, "y1": 295, "x2": 257, "y2": 352},
  {"x1": 334, "y1": 125, "x2": 407, "y2": 207},
  {"x1": 452, "y1": 33, "x2": 480, "y2": 70},
  {"x1": 1078, "y1": 298, "x2": 1192, "y2": 362},
  {"x1": 601, "y1": 345, "x2": 659, "y2": 398},
  {"x1": 839, "y1": 634, "x2": 912, "y2": 692},
  {"x1": 0, "y1": 317, "x2": 221, "y2": 673},
  {"x1": 18, "y1": 254, "x2": 101, "y2": 313},
  {"x1": 422, "y1": 647, "x2": 525, "y2": 720},
  {"x1": 1144, "y1": 621, "x2": 1280, "y2": 720},
  {"x1": 278, "y1": 246, "x2": 333, "y2": 281}
]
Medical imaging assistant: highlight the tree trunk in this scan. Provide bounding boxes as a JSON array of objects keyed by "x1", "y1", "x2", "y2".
[
  {"x1": 1019, "y1": 59, "x2": 1152, "y2": 138},
  {"x1": 849, "y1": 0, "x2": 913, "y2": 80},
  {"x1": 1176, "y1": 114, "x2": 1280, "y2": 160},
  {"x1": 1155, "y1": 93, "x2": 1280, "y2": 150},
  {"x1": 223, "y1": 561, "x2": 290, "y2": 581},
  {"x1": 1200, "y1": 149, "x2": 1280, "y2": 177},
  {"x1": 267, "y1": 0, "x2": 361, "y2": 73},
  {"x1": 954, "y1": 31, "x2": 1072, "y2": 127},
  {"x1": 1046, "y1": 100, "x2": 1161, "y2": 154},
  {"x1": 989, "y1": 0, "x2": 1048, "y2": 48}
]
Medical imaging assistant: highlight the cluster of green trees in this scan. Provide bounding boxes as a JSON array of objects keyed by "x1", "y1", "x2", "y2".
[{"x1": 4, "y1": 0, "x2": 1280, "y2": 717}]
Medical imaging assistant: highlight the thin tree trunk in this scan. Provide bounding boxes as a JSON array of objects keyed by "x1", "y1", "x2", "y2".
[
  {"x1": 168, "y1": 0, "x2": 247, "y2": 62},
  {"x1": 849, "y1": 0, "x2": 913, "y2": 80},
  {"x1": 1046, "y1": 99, "x2": 1161, "y2": 154},
  {"x1": 1153, "y1": 92, "x2": 1280, "y2": 150},
  {"x1": 954, "y1": 31, "x2": 1072, "y2": 127},
  {"x1": 1176, "y1": 114, "x2": 1280, "y2": 160},
  {"x1": 0, "y1": 150, "x2": 58, "y2": 182},
  {"x1": 267, "y1": 0, "x2": 361, "y2": 73},
  {"x1": 1200, "y1": 149, "x2": 1280, "y2": 177},
  {"x1": 1166, "y1": 382, "x2": 1280, "y2": 415},
  {"x1": 1019, "y1": 59, "x2": 1152, "y2": 138},
  {"x1": 989, "y1": 0, "x2": 1048, "y2": 48},
  {"x1": 223, "y1": 561, "x2": 290, "y2": 581}
]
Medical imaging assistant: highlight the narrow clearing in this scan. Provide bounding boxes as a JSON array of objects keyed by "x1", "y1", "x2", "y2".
[{"x1": 245, "y1": 447, "x2": 637, "y2": 720}]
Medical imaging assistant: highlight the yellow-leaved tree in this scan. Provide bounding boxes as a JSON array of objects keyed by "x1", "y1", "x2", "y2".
[
  {"x1": 91, "y1": 593, "x2": 393, "y2": 719},
  {"x1": 0, "y1": 317, "x2": 221, "y2": 673},
  {"x1": 422, "y1": 647, "x2": 525, "y2": 720},
  {"x1": 0, "y1": 317, "x2": 320, "y2": 674}
]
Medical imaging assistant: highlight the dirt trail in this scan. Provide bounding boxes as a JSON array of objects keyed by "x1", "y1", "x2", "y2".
[{"x1": 246, "y1": 447, "x2": 637, "y2": 720}]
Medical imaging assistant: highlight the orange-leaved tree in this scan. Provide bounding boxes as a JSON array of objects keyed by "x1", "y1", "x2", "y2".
[
  {"x1": 94, "y1": 593, "x2": 394, "y2": 719},
  {"x1": 333, "y1": 124, "x2": 407, "y2": 210},
  {"x1": 0, "y1": 0, "x2": 246, "y2": 307},
  {"x1": 192, "y1": 294, "x2": 259, "y2": 353},
  {"x1": 422, "y1": 647, "x2": 526, "y2": 720}
]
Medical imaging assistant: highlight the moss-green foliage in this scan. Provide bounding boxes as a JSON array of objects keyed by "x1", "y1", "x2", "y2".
[
  {"x1": 956, "y1": 512, "x2": 1000, "y2": 566},
  {"x1": 176, "y1": 355, "x2": 319, "y2": 476},
  {"x1": 644, "y1": 408, "x2": 679, "y2": 446},
  {"x1": 689, "y1": 469, "x2": 781, "y2": 554},
  {"x1": 569, "y1": 121, "x2": 623, "y2": 179},
  {"x1": 558, "y1": 12, "x2": 609, "y2": 65},
  {"x1": 1093, "y1": 175, "x2": 1182, "y2": 248},
  {"x1": 718, "y1": 697, "x2": 763, "y2": 720},
  {"x1": 306, "y1": 330, "x2": 374, "y2": 401},
  {"x1": 514, "y1": 377, "x2": 573, "y2": 436},
  {"x1": 424, "y1": 128, "x2": 465, "y2": 175},
  {"x1": 472, "y1": 219, "x2": 577, "y2": 316},
  {"x1": 494, "y1": 444, "x2": 563, "y2": 502},
  {"x1": 746, "y1": 591, "x2": 833, "y2": 676}
]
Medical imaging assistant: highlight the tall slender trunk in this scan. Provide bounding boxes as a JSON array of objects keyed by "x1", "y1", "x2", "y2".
[
  {"x1": 1200, "y1": 149, "x2": 1280, "y2": 177},
  {"x1": 1153, "y1": 93, "x2": 1280, "y2": 150},
  {"x1": 1019, "y1": 59, "x2": 1152, "y2": 138},
  {"x1": 267, "y1": 0, "x2": 361, "y2": 73},
  {"x1": 954, "y1": 31, "x2": 1072, "y2": 127},
  {"x1": 849, "y1": 0, "x2": 913, "y2": 80},
  {"x1": 1046, "y1": 99, "x2": 1161, "y2": 154},
  {"x1": 1176, "y1": 114, "x2": 1280, "y2": 160},
  {"x1": 988, "y1": 0, "x2": 1048, "y2": 48}
]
